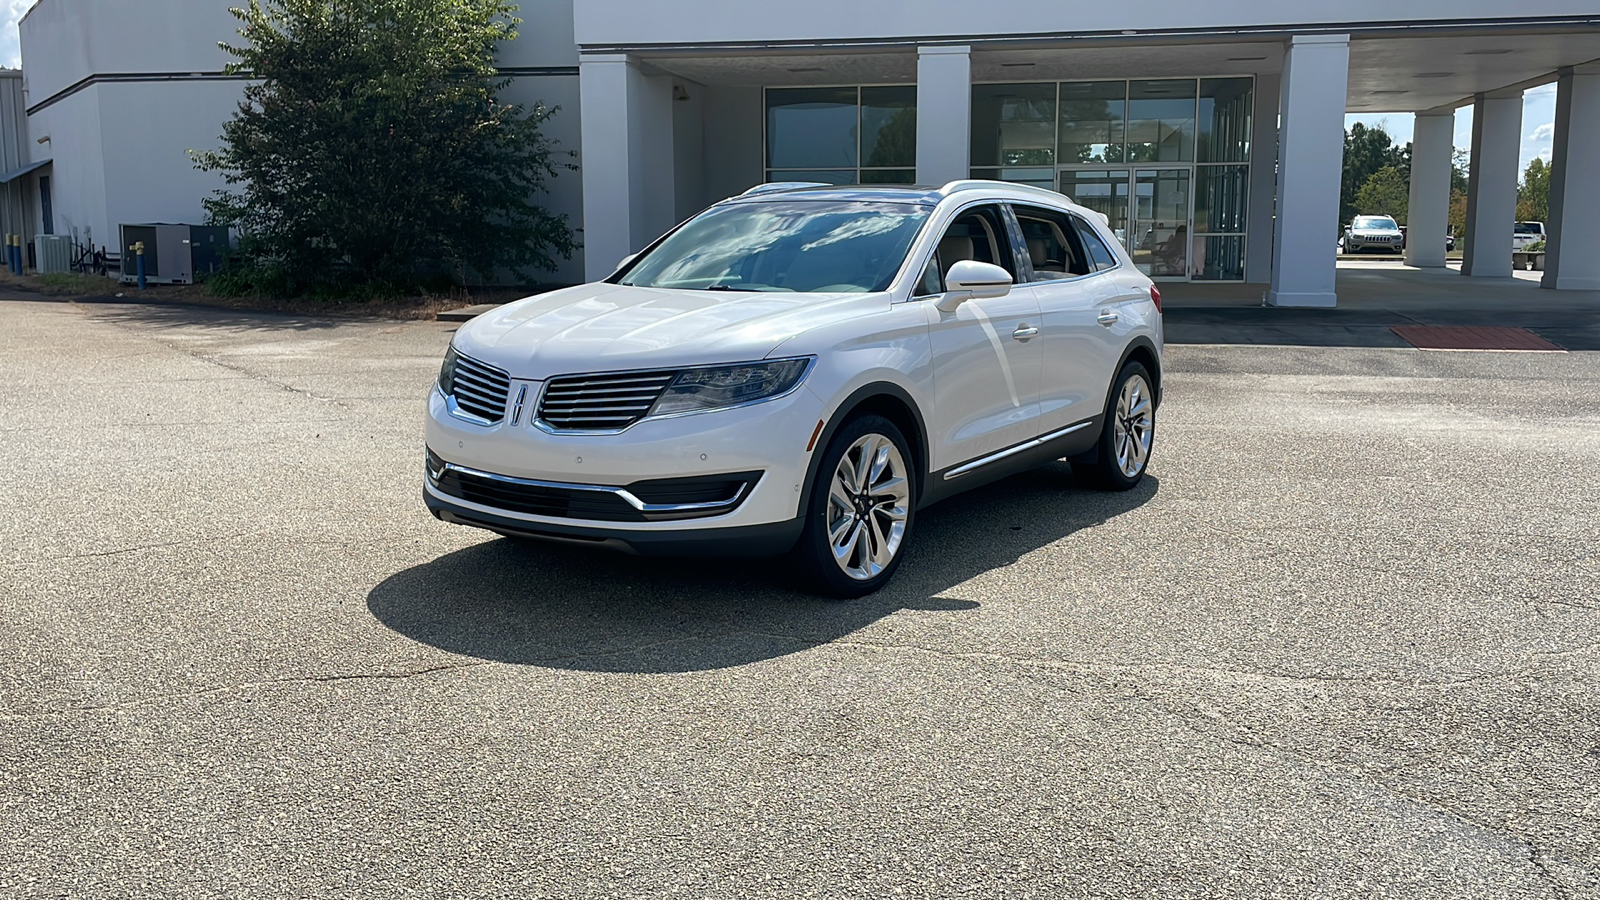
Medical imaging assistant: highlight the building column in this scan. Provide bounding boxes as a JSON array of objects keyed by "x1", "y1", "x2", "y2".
[
  {"x1": 1268, "y1": 34, "x2": 1349, "y2": 308},
  {"x1": 1542, "y1": 64, "x2": 1600, "y2": 291},
  {"x1": 578, "y1": 53, "x2": 675, "y2": 283},
  {"x1": 916, "y1": 46, "x2": 971, "y2": 186},
  {"x1": 1461, "y1": 90, "x2": 1522, "y2": 278},
  {"x1": 1404, "y1": 109, "x2": 1455, "y2": 268},
  {"x1": 1244, "y1": 72, "x2": 1281, "y2": 285}
]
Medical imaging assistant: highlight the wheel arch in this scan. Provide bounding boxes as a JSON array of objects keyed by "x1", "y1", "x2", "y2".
[
  {"x1": 801, "y1": 382, "x2": 931, "y2": 509},
  {"x1": 1117, "y1": 336, "x2": 1163, "y2": 409}
]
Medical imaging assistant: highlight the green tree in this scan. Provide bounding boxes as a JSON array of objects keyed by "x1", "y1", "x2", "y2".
[
  {"x1": 1516, "y1": 157, "x2": 1551, "y2": 224},
  {"x1": 1354, "y1": 166, "x2": 1409, "y2": 223},
  {"x1": 1451, "y1": 148, "x2": 1471, "y2": 197},
  {"x1": 194, "y1": 0, "x2": 575, "y2": 297},
  {"x1": 1341, "y1": 122, "x2": 1406, "y2": 230}
]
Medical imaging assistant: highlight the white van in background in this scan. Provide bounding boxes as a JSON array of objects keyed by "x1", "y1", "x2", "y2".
[{"x1": 1513, "y1": 222, "x2": 1546, "y2": 250}]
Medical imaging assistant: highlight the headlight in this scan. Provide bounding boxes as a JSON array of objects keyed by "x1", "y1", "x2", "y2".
[
  {"x1": 438, "y1": 346, "x2": 459, "y2": 393},
  {"x1": 649, "y1": 358, "x2": 812, "y2": 417}
]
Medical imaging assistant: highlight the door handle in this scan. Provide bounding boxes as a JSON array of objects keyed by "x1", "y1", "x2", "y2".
[
  {"x1": 1012, "y1": 324, "x2": 1040, "y2": 341},
  {"x1": 1097, "y1": 310, "x2": 1120, "y2": 327}
]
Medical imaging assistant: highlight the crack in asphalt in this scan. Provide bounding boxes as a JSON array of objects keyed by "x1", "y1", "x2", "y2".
[
  {"x1": 751, "y1": 633, "x2": 1594, "y2": 691},
  {"x1": 0, "y1": 661, "x2": 494, "y2": 722},
  {"x1": 1, "y1": 530, "x2": 272, "y2": 568},
  {"x1": 72, "y1": 303, "x2": 356, "y2": 410}
]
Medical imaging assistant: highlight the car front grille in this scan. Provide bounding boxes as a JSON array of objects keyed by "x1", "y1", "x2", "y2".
[
  {"x1": 537, "y1": 370, "x2": 677, "y2": 432},
  {"x1": 447, "y1": 354, "x2": 513, "y2": 424}
]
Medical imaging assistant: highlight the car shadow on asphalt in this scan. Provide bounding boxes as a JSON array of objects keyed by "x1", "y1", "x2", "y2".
[{"x1": 367, "y1": 464, "x2": 1158, "y2": 673}]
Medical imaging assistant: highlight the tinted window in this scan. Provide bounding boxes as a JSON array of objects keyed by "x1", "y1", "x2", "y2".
[
  {"x1": 1013, "y1": 205, "x2": 1092, "y2": 280},
  {"x1": 1354, "y1": 217, "x2": 1399, "y2": 231},
  {"x1": 1073, "y1": 217, "x2": 1121, "y2": 271},
  {"x1": 933, "y1": 204, "x2": 1019, "y2": 281},
  {"x1": 620, "y1": 200, "x2": 931, "y2": 294}
]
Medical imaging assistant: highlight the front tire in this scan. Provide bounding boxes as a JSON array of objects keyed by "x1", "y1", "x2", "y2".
[
  {"x1": 793, "y1": 415, "x2": 917, "y2": 598},
  {"x1": 1072, "y1": 362, "x2": 1156, "y2": 492}
]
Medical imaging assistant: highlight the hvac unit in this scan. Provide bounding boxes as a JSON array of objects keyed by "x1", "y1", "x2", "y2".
[
  {"x1": 118, "y1": 224, "x2": 232, "y2": 285},
  {"x1": 35, "y1": 235, "x2": 75, "y2": 274}
]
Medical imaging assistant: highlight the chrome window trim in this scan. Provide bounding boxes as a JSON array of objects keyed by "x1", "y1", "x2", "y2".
[
  {"x1": 533, "y1": 356, "x2": 817, "y2": 436},
  {"x1": 428, "y1": 460, "x2": 752, "y2": 515}
]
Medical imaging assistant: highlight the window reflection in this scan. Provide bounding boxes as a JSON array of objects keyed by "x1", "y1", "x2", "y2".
[
  {"x1": 1127, "y1": 80, "x2": 1196, "y2": 163},
  {"x1": 1059, "y1": 81, "x2": 1126, "y2": 164},
  {"x1": 1194, "y1": 165, "x2": 1248, "y2": 234},
  {"x1": 971, "y1": 83, "x2": 1057, "y2": 168},
  {"x1": 1060, "y1": 170, "x2": 1130, "y2": 248},
  {"x1": 766, "y1": 86, "x2": 916, "y2": 185},
  {"x1": 766, "y1": 88, "x2": 858, "y2": 170},
  {"x1": 1198, "y1": 78, "x2": 1253, "y2": 163}
]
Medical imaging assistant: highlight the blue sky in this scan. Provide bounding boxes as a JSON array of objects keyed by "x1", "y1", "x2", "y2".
[
  {"x1": 1345, "y1": 83, "x2": 1558, "y2": 172},
  {"x1": 0, "y1": 5, "x2": 1561, "y2": 174},
  {"x1": 2, "y1": 0, "x2": 25, "y2": 70}
]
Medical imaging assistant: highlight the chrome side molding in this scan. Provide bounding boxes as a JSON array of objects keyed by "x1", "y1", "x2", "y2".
[{"x1": 944, "y1": 421, "x2": 1095, "y2": 481}]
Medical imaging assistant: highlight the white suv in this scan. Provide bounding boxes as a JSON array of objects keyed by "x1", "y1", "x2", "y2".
[{"x1": 425, "y1": 180, "x2": 1164, "y2": 596}]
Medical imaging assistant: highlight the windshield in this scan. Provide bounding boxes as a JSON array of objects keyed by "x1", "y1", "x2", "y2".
[
  {"x1": 1353, "y1": 217, "x2": 1399, "y2": 231},
  {"x1": 619, "y1": 200, "x2": 932, "y2": 293}
]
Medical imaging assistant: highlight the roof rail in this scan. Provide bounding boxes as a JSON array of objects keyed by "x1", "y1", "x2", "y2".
[
  {"x1": 940, "y1": 179, "x2": 1067, "y2": 201},
  {"x1": 740, "y1": 182, "x2": 831, "y2": 197}
]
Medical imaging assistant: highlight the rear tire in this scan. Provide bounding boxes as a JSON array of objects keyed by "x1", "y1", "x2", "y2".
[
  {"x1": 1072, "y1": 361, "x2": 1156, "y2": 492},
  {"x1": 793, "y1": 415, "x2": 917, "y2": 598}
]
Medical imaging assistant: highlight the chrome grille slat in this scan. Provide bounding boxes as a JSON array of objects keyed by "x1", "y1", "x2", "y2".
[
  {"x1": 541, "y1": 397, "x2": 660, "y2": 408},
  {"x1": 455, "y1": 372, "x2": 509, "y2": 393},
  {"x1": 547, "y1": 384, "x2": 673, "y2": 397},
  {"x1": 538, "y1": 369, "x2": 679, "y2": 432},
  {"x1": 445, "y1": 352, "x2": 512, "y2": 424}
]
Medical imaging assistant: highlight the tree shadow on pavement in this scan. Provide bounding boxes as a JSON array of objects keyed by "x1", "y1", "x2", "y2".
[
  {"x1": 76, "y1": 298, "x2": 375, "y2": 333},
  {"x1": 367, "y1": 464, "x2": 1158, "y2": 673}
]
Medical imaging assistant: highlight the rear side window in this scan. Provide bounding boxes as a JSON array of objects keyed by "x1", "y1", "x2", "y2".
[
  {"x1": 1012, "y1": 205, "x2": 1093, "y2": 281},
  {"x1": 1072, "y1": 216, "x2": 1121, "y2": 272}
]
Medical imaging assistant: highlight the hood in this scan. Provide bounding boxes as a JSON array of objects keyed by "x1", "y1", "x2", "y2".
[
  {"x1": 453, "y1": 282, "x2": 887, "y2": 380},
  {"x1": 1350, "y1": 227, "x2": 1400, "y2": 237}
]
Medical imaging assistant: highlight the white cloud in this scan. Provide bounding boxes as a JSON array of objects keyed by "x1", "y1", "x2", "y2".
[
  {"x1": 1, "y1": 0, "x2": 30, "y2": 69},
  {"x1": 1529, "y1": 122, "x2": 1555, "y2": 142}
]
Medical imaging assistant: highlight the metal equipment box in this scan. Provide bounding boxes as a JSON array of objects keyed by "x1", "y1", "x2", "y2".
[
  {"x1": 119, "y1": 224, "x2": 233, "y2": 285},
  {"x1": 35, "y1": 235, "x2": 74, "y2": 274}
]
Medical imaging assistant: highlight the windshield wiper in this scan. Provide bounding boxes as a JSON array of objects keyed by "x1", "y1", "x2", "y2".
[{"x1": 703, "y1": 284, "x2": 759, "y2": 292}]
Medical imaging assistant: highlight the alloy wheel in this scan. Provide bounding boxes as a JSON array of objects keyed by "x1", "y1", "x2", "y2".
[
  {"x1": 1113, "y1": 374, "x2": 1154, "y2": 478},
  {"x1": 825, "y1": 433, "x2": 911, "y2": 582}
]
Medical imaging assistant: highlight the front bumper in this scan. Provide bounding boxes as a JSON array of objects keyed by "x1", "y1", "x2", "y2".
[
  {"x1": 1346, "y1": 235, "x2": 1402, "y2": 251},
  {"x1": 425, "y1": 490, "x2": 802, "y2": 556},
  {"x1": 424, "y1": 380, "x2": 826, "y2": 551}
]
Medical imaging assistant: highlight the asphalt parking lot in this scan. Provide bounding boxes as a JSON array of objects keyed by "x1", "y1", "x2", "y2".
[{"x1": 2, "y1": 297, "x2": 1597, "y2": 898}]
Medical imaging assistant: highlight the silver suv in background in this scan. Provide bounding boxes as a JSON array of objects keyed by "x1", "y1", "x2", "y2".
[{"x1": 1340, "y1": 215, "x2": 1404, "y2": 254}]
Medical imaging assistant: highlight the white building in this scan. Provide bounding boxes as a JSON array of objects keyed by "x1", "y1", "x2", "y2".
[{"x1": 7, "y1": 1, "x2": 1600, "y2": 300}]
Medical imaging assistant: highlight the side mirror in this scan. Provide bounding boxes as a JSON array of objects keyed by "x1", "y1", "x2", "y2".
[
  {"x1": 937, "y1": 260, "x2": 1013, "y2": 311},
  {"x1": 616, "y1": 253, "x2": 638, "y2": 272}
]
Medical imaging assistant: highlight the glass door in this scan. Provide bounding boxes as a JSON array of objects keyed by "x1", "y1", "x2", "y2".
[
  {"x1": 1059, "y1": 170, "x2": 1130, "y2": 249},
  {"x1": 1132, "y1": 168, "x2": 1191, "y2": 279}
]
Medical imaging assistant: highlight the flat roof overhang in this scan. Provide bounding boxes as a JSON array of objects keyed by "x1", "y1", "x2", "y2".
[{"x1": 599, "y1": 20, "x2": 1600, "y2": 113}]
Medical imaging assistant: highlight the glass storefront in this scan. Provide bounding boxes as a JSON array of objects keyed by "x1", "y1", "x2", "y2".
[
  {"x1": 760, "y1": 76, "x2": 1255, "y2": 282},
  {"x1": 765, "y1": 86, "x2": 917, "y2": 185},
  {"x1": 972, "y1": 77, "x2": 1255, "y2": 280}
]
